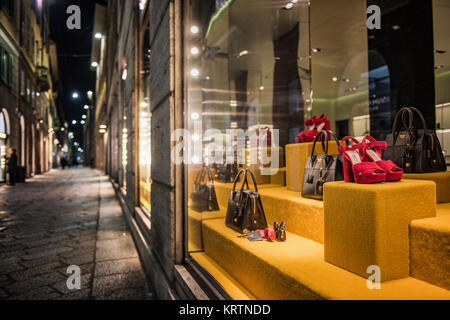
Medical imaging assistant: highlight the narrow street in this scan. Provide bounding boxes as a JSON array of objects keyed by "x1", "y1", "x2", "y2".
[{"x1": 0, "y1": 169, "x2": 152, "y2": 300}]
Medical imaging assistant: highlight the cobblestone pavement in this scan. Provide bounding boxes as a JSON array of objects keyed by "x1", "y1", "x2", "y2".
[{"x1": 0, "y1": 168, "x2": 152, "y2": 300}]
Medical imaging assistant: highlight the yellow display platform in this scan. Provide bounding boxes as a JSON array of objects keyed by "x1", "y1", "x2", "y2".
[
  {"x1": 191, "y1": 252, "x2": 256, "y2": 300},
  {"x1": 214, "y1": 182, "x2": 325, "y2": 243},
  {"x1": 324, "y1": 180, "x2": 437, "y2": 282},
  {"x1": 270, "y1": 167, "x2": 286, "y2": 186},
  {"x1": 188, "y1": 208, "x2": 226, "y2": 252},
  {"x1": 201, "y1": 218, "x2": 450, "y2": 300},
  {"x1": 404, "y1": 171, "x2": 450, "y2": 204},
  {"x1": 410, "y1": 202, "x2": 450, "y2": 290},
  {"x1": 286, "y1": 142, "x2": 339, "y2": 192}
]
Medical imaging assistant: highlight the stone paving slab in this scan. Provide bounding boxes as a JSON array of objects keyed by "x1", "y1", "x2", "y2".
[{"x1": 0, "y1": 168, "x2": 152, "y2": 300}]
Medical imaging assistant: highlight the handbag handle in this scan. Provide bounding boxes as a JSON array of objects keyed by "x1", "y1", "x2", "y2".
[
  {"x1": 195, "y1": 165, "x2": 214, "y2": 184},
  {"x1": 392, "y1": 107, "x2": 427, "y2": 139},
  {"x1": 243, "y1": 168, "x2": 259, "y2": 193},
  {"x1": 232, "y1": 169, "x2": 248, "y2": 193},
  {"x1": 310, "y1": 130, "x2": 340, "y2": 158}
]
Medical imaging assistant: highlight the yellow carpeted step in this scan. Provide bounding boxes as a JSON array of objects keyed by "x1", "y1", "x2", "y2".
[
  {"x1": 188, "y1": 208, "x2": 226, "y2": 252},
  {"x1": 410, "y1": 202, "x2": 450, "y2": 290},
  {"x1": 214, "y1": 182, "x2": 325, "y2": 243},
  {"x1": 201, "y1": 218, "x2": 450, "y2": 300},
  {"x1": 191, "y1": 252, "x2": 256, "y2": 300},
  {"x1": 404, "y1": 171, "x2": 450, "y2": 203}
]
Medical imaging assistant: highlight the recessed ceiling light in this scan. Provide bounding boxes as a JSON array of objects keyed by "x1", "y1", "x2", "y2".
[
  {"x1": 312, "y1": 48, "x2": 321, "y2": 53},
  {"x1": 95, "y1": 33, "x2": 102, "y2": 39},
  {"x1": 332, "y1": 77, "x2": 339, "y2": 82},
  {"x1": 392, "y1": 25, "x2": 401, "y2": 31},
  {"x1": 190, "y1": 68, "x2": 200, "y2": 77},
  {"x1": 284, "y1": 2, "x2": 294, "y2": 10},
  {"x1": 91, "y1": 61, "x2": 98, "y2": 68},
  {"x1": 190, "y1": 26, "x2": 199, "y2": 34},
  {"x1": 191, "y1": 47, "x2": 200, "y2": 55}
]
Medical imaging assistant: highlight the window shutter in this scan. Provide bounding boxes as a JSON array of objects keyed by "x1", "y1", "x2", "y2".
[
  {"x1": 8, "y1": 54, "x2": 13, "y2": 86},
  {"x1": 0, "y1": 44, "x2": 6, "y2": 82}
]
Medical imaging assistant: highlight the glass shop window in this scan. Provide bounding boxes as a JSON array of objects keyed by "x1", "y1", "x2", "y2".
[
  {"x1": 139, "y1": 27, "x2": 152, "y2": 213},
  {"x1": 184, "y1": 0, "x2": 371, "y2": 252},
  {"x1": 433, "y1": 0, "x2": 450, "y2": 166}
]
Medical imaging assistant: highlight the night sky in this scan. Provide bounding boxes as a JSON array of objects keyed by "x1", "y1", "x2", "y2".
[{"x1": 49, "y1": 0, "x2": 101, "y2": 144}]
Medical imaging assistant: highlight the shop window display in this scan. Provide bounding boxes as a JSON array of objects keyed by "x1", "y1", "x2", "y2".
[{"x1": 184, "y1": 0, "x2": 450, "y2": 299}]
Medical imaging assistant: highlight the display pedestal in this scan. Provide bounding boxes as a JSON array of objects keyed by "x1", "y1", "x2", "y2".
[
  {"x1": 324, "y1": 180, "x2": 436, "y2": 282},
  {"x1": 286, "y1": 142, "x2": 339, "y2": 192},
  {"x1": 404, "y1": 171, "x2": 450, "y2": 203}
]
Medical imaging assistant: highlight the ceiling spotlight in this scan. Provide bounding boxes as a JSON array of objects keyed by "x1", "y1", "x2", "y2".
[
  {"x1": 87, "y1": 90, "x2": 93, "y2": 97},
  {"x1": 312, "y1": 48, "x2": 322, "y2": 53},
  {"x1": 190, "y1": 68, "x2": 200, "y2": 77},
  {"x1": 191, "y1": 47, "x2": 200, "y2": 55},
  {"x1": 190, "y1": 26, "x2": 199, "y2": 34},
  {"x1": 191, "y1": 112, "x2": 200, "y2": 120},
  {"x1": 82, "y1": 115, "x2": 87, "y2": 119},
  {"x1": 332, "y1": 77, "x2": 339, "y2": 82},
  {"x1": 91, "y1": 61, "x2": 98, "y2": 68},
  {"x1": 84, "y1": 105, "x2": 90, "y2": 110},
  {"x1": 72, "y1": 92, "x2": 79, "y2": 99},
  {"x1": 238, "y1": 50, "x2": 249, "y2": 57},
  {"x1": 95, "y1": 33, "x2": 102, "y2": 39},
  {"x1": 284, "y1": 2, "x2": 294, "y2": 10},
  {"x1": 72, "y1": 120, "x2": 77, "y2": 125},
  {"x1": 80, "y1": 120, "x2": 86, "y2": 125}
]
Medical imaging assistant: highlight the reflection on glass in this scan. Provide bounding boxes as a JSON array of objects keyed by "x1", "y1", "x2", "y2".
[{"x1": 433, "y1": 0, "x2": 450, "y2": 164}]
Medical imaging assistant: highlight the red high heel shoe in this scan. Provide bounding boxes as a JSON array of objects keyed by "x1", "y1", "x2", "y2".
[
  {"x1": 362, "y1": 135, "x2": 403, "y2": 182},
  {"x1": 339, "y1": 137, "x2": 387, "y2": 184}
]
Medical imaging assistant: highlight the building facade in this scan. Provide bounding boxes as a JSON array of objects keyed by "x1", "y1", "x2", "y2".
[
  {"x1": 0, "y1": 0, "x2": 62, "y2": 182},
  {"x1": 91, "y1": 0, "x2": 450, "y2": 300}
]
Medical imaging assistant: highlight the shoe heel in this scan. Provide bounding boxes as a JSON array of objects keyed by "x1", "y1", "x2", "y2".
[{"x1": 342, "y1": 157, "x2": 355, "y2": 182}]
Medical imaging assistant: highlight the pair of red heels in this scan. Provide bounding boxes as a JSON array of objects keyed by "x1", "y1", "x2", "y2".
[
  {"x1": 295, "y1": 114, "x2": 331, "y2": 143},
  {"x1": 339, "y1": 135, "x2": 403, "y2": 184}
]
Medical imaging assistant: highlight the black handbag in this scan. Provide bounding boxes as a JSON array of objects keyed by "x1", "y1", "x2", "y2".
[
  {"x1": 384, "y1": 107, "x2": 446, "y2": 173},
  {"x1": 225, "y1": 169, "x2": 268, "y2": 234},
  {"x1": 302, "y1": 130, "x2": 344, "y2": 200},
  {"x1": 190, "y1": 166, "x2": 219, "y2": 212},
  {"x1": 216, "y1": 163, "x2": 238, "y2": 183}
]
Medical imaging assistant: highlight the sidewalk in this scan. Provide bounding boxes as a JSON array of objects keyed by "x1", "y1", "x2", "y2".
[{"x1": 0, "y1": 168, "x2": 153, "y2": 300}]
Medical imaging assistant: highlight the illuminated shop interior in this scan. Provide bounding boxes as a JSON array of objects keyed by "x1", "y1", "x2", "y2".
[{"x1": 184, "y1": 0, "x2": 450, "y2": 299}]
